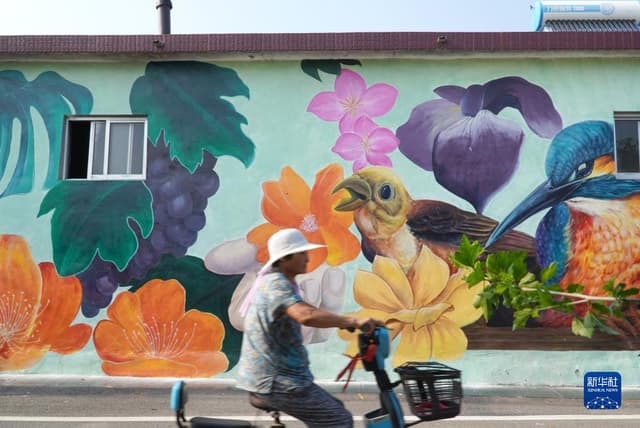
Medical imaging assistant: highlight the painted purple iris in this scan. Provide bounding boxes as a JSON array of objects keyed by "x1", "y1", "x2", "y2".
[{"x1": 396, "y1": 76, "x2": 562, "y2": 213}]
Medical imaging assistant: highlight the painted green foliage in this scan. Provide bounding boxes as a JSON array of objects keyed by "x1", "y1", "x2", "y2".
[
  {"x1": 128, "y1": 255, "x2": 244, "y2": 369},
  {"x1": 0, "y1": 70, "x2": 93, "y2": 198},
  {"x1": 34, "y1": 60, "x2": 257, "y2": 322},
  {"x1": 130, "y1": 61, "x2": 255, "y2": 172},
  {"x1": 38, "y1": 181, "x2": 153, "y2": 276},
  {"x1": 300, "y1": 59, "x2": 362, "y2": 81}
]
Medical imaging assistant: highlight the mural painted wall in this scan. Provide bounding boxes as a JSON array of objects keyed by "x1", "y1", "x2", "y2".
[{"x1": 1, "y1": 57, "x2": 639, "y2": 388}]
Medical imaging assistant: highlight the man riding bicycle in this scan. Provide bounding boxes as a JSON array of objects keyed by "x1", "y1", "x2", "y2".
[{"x1": 236, "y1": 228, "x2": 383, "y2": 427}]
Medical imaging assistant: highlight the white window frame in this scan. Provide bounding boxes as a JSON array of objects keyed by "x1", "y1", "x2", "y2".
[
  {"x1": 61, "y1": 116, "x2": 148, "y2": 180},
  {"x1": 613, "y1": 112, "x2": 640, "y2": 179}
]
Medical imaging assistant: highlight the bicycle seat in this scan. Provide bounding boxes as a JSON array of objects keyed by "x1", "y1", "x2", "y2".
[{"x1": 249, "y1": 392, "x2": 278, "y2": 412}]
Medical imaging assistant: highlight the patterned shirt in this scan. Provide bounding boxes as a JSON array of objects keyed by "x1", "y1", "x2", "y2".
[{"x1": 236, "y1": 270, "x2": 313, "y2": 393}]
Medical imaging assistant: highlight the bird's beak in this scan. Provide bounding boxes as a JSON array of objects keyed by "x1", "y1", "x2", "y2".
[
  {"x1": 486, "y1": 178, "x2": 584, "y2": 248},
  {"x1": 332, "y1": 175, "x2": 372, "y2": 211}
]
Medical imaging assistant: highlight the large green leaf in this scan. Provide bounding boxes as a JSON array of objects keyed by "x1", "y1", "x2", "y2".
[
  {"x1": 38, "y1": 181, "x2": 153, "y2": 276},
  {"x1": 300, "y1": 59, "x2": 362, "y2": 81},
  {"x1": 129, "y1": 61, "x2": 254, "y2": 172},
  {"x1": 128, "y1": 254, "x2": 244, "y2": 369},
  {"x1": 31, "y1": 71, "x2": 94, "y2": 188},
  {"x1": 0, "y1": 70, "x2": 93, "y2": 198}
]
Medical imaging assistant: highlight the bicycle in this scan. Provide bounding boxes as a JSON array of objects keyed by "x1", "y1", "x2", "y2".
[{"x1": 170, "y1": 327, "x2": 462, "y2": 427}]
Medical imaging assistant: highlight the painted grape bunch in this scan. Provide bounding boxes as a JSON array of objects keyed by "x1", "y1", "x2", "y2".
[{"x1": 78, "y1": 135, "x2": 219, "y2": 317}]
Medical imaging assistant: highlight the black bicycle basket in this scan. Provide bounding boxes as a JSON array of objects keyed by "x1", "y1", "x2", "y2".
[{"x1": 394, "y1": 361, "x2": 462, "y2": 421}]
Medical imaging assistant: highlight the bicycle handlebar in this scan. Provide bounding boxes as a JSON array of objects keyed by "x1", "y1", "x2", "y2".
[{"x1": 345, "y1": 322, "x2": 381, "y2": 333}]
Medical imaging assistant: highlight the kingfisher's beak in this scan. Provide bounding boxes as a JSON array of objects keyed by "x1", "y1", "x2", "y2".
[
  {"x1": 486, "y1": 178, "x2": 584, "y2": 248},
  {"x1": 333, "y1": 175, "x2": 372, "y2": 211}
]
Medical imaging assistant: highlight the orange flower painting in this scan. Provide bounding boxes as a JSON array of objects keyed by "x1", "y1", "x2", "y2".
[
  {"x1": 339, "y1": 247, "x2": 484, "y2": 366},
  {"x1": 248, "y1": 163, "x2": 360, "y2": 271},
  {"x1": 0, "y1": 235, "x2": 91, "y2": 371},
  {"x1": 94, "y1": 279, "x2": 229, "y2": 377}
]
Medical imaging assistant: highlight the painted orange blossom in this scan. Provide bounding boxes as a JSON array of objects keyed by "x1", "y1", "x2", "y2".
[
  {"x1": 93, "y1": 279, "x2": 228, "y2": 377},
  {"x1": 247, "y1": 163, "x2": 360, "y2": 271},
  {"x1": 338, "y1": 246, "x2": 483, "y2": 366},
  {"x1": 0, "y1": 234, "x2": 91, "y2": 371}
]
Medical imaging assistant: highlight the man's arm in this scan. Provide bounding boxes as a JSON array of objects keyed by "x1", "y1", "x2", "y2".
[{"x1": 285, "y1": 301, "x2": 379, "y2": 331}]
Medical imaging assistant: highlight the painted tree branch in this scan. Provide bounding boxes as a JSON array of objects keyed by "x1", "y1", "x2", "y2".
[{"x1": 451, "y1": 236, "x2": 640, "y2": 338}]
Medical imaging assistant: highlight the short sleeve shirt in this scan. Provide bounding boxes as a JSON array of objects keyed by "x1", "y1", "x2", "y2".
[{"x1": 236, "y1": 271, "x2": 313, "y2": 393}]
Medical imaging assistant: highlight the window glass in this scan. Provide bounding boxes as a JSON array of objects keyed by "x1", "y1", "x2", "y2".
[
  {"x1": 66, "y1": 120, "x2": 91, "y2": 179},
  {"x1": 107, "y1": 123, "x2": 131, "y2": 174},
  {"x1": 130, "y1": 122, "x2": 145, "y2": 174},
  {"x1": 92, "y1": 121, "x2": 106, "y2": 175},
  {"x1": 614, "y1": 120, "x2": 640, "y2": 173}
]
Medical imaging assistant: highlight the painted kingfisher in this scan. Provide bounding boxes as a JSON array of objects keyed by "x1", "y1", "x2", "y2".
[{"x1": 486, "y1": 120, "x2": 640, "y2": 326}]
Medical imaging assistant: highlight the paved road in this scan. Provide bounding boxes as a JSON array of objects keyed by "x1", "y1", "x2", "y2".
[{"x1": 2, "y1": 384, "x2": 640, "y2": 427}]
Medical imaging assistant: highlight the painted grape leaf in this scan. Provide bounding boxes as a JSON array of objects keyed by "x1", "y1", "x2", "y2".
[
  {"x1": 300, "y1": 59, "x2": 362, "y2": 81},
  {"x1": 128, "y1": 254, "x2": 244, "y2": 369},
  {"x1": 0, "y1": 70, "x2": 93, "y2": 198},
  {"x1": 129, "y1": 61, "x2": 255, "y2": 172},
  {"x1": 38, "y1": 181, "x2": 153, "y2": 276}
]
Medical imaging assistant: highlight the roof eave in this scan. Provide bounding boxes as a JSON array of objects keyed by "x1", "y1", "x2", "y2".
[{"x1": 1, "y1": 32, "x2": 640, "y2": 61}]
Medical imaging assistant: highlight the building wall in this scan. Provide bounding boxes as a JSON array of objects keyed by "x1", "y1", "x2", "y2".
[{"x1": 1, "y1": 56, "x2": 639, "y2": 388}]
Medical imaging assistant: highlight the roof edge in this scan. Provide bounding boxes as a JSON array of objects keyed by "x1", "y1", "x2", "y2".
[{"x1": 1, "y1": 32, "x2": 640, "y2": 59}]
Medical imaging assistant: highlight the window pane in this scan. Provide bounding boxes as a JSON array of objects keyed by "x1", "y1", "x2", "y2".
[
  {"x1": 130, "y1": 123, "x2": 145, "y2": 175},
  {"x1": 107, "y1": 123, "x2": 131, "y2": 174},
  {"x1": 66, "y1": 121, "x2": 91, "y2": 179},
  {"x1": 92, "y1": 121, "x2": 106, "y2": 175},
  {"x1": 614, "y1": 120, "x2": 640, "y2": 173}
]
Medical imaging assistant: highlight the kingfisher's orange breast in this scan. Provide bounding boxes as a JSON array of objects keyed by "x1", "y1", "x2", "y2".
[{"x1": 561, "y1": 196, "x2": 640, "y2": 297}]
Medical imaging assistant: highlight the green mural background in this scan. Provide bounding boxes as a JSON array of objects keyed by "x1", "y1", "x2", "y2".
[{"x1": 1, "y1": 57, "x2": 639, "y2": 387}]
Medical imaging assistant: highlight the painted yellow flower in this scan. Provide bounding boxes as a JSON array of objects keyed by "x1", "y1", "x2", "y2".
[
  {"x1": 94, "y1": 279, "x2": 229, "y2": 377},
  {"x1": 338, "y1": 246, "x2": 483, "y2": 366}
]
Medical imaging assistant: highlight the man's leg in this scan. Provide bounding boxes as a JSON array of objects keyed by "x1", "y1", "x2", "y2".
[{"x1": 256, "y1": 383, "x2": 353, "y2": 428}]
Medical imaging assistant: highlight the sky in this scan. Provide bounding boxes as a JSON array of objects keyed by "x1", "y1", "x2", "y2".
[{"x1": 0, "y1": 0, "x2": 539, "y2": 35}]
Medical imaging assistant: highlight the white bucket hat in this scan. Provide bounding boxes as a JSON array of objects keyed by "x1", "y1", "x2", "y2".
[
  {"x1": 239, "y1": 228, "x2": 326, "y2": 317},
  {"x1": 264, "y1": 228, "x2": 326, "y2": 269}
]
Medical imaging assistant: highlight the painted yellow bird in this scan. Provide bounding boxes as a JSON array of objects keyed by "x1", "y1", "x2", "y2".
[{"x1": 333, "y1": 166, "x2": 538, "y2": 274}]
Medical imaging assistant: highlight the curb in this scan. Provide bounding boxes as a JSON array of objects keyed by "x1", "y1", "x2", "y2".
[{"x1": 3, "y1": 375, "x2": 640, "y2": 398}]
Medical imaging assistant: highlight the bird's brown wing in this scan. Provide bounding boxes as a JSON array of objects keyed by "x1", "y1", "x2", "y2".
[
  {"x1": 407, "y1": 199, "x2": 537, "y2": 255},
  {"x1": 409, "y1": 199, "x2": 541, "y2": 327}
]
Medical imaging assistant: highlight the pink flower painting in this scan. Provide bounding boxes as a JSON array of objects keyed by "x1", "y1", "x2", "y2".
[
  {"x1": 307, "y1": 69, "x2": 398, "y2": 131},
  {"x1": 332, "y1": 116, "x2": 399, "y2": 172}
]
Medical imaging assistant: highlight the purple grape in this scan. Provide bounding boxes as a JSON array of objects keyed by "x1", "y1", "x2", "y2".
[
  {"x1": 123, "y1": 261, "x2": 146, "y2": 282},
  {"x1": 193, "y1": 169, "x2": 220, "y2": 197},
  {"x1": 165, "y1": 223, "x2": 197, "y2": 248},
  {"x1": 158, "y1": 178, "x2": 182, "y2": 199},
  {"x1": 150, "y1": 229, "x2": 170, "y2": 251},
  {"x1": 170, "y1": 245, "x2": 188, "y2": 258},
  {"x1": 158, "y1": 168, "x2": 190, "y2": 199},
  {"x1": 191, "y1": 192, "x2": 207, "y2": 211},
  {"x1": 148, "y1": 158, "x2": 169, "y2": 177},
  {"x1": 78, "y1": 265, "x2": 113, "y2": 316},
  {"x1": 153, "y1": 203, "x2": 170, "y2": 226},
  {"x1": 166, "y1": 193, "x2": 193, "y2": 219},
  {"x1": 134, "y1": 246, "x2": 161, "y2": 270},
  {"x1": 184, "y1": 212, "x2": 206, "y2": 232},
  {"x1": 81, "y1": 302, "x2": 100, "y2": 318},
  {"x1": 96, "y1": 275, "x2": 118, "y2": 295}
]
